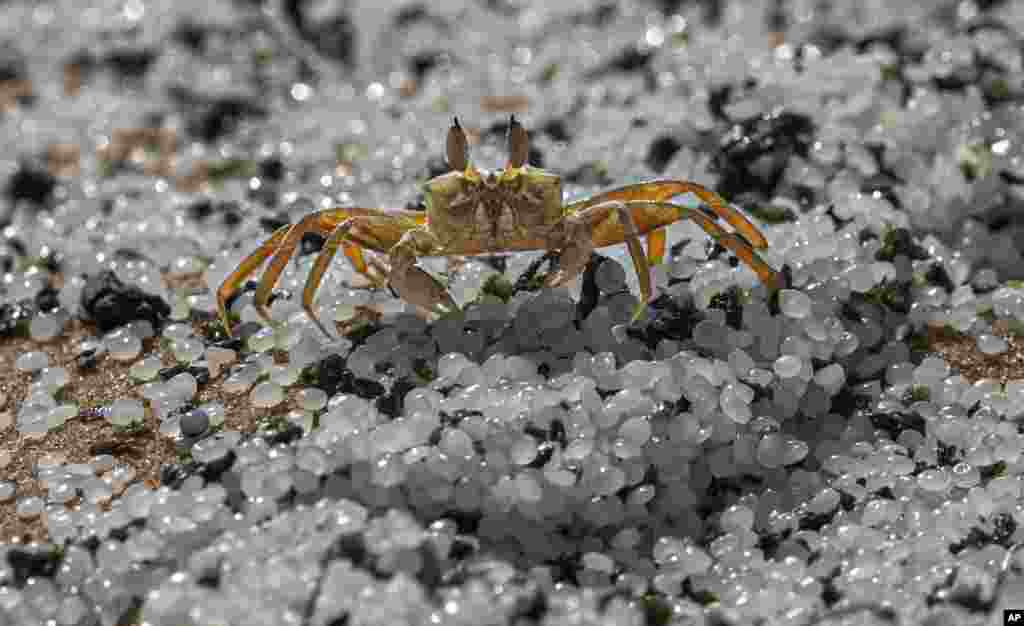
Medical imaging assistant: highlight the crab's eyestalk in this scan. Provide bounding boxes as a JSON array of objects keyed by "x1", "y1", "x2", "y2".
[
  {"x1": 446, "y1": 117, "x2": 469, "y2": 171},
  {"x1": 506, "y1": 114, "x2": 528, "y2": 169}
]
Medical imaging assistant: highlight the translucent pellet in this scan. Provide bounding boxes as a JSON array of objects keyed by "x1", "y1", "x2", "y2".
[
  {"x1": 223, "y1": 365, "x2": 261, "y2": 394},
  {"x1": 47, "y1": 404, "x2": 78, "y2": 429},
  {"x1": 918, "y1": 468, "x2": 951, "y2": 491},
  {"x1": 440, "y1": 428, "x2": 474, "y2": 459},
  {"x1": 438, "y1": 352, "x2": 472, "y2": 380},
  {"x1": 773, "y1": 354, "x2": 803, "y2": 378},
  {"x1": 173, "y1": 338, "x2": 206, "y2": 363},
  {"x1": 510, "y1": 436, "x2": 538, "y2": 465},
  {"x1": 757, "y1": 433, "x2": 787, "y2": 468},
  {"x1": 297, "y1": 388, "x2": 328, "y2": 412},
  {"x1": 29, "y1": 312, "x2": 62, "y2": 341},
  {"x1": 248, "y1": 327, "x2": 276, "y2": 352},
  {"x1": 200, "y1": 402, "x2": 226, "y2": 427},
  {"x1": 38, "y1": 367, "x2": 70, "y2": 393},
  {"x1": 180, "y1": 409, "x2": 210, "y2": 437},
  {"x1": 16, "y1": 496, "x2": 44, "y2": 519},
  {"x1": 813, "y1": 363, "x2": 846, "y2": 391},
  {"x1": 861, "y1": 499, "x2": 890, "y2": 526},
  {"x1": 886, "y1": 361, "x2": 915, "y2": 386},
  {"x1": 269, "y1": 364, "x2": 301, "y2": 387},
  {"x1": 590, "y1": 464, "x2": 626, "y2": 496},
  {"x1": 951, "y1": 462, "x2": 980, "y2": 488},
  {"x1": 0, "y1": 482, "x2": 15, "y2": 503},
  {"x1": 107, "y1": 333, "x2": 142, "y2": 361},
  {"x1": 250, "y1": 382, "x2": 284, "y2": 408},
  {"x1": 582, "y1": 552, "x2": 616, "y2": 573},
  {"x1": 109, "y1": 399, "x2": 145, "y2": 427},
  {"x1": 781, "y1": 438, "x2": 809, "y2": 465},
  {"x1": 720, "y1": 504, "x2": 755, "y2": 532},
  {"x1": 778, "y1": 289, "x2": 812, "y2": 319},
  {"x1": 619, "y1": 416, "x2": 652, "y2": 446},
  {"x1": 130, "y1": 356, "x2": 163, "y2": 381},
  {"x1": 168, "y1": 373, "x2": 198, "y2": 400},
  {"x1": 49, "y1": 482, "x2": 76, "y2": 504},
  {"x1": 162, "y1": 323, "x2": 193, "y2": 341},
  {"x1": 977, "y1": 334, "x2": 1008, "y2": 355},
  {"x1": 91, "y1": 454, "x2": 116, "y2": 474},
  {"x1": 720, "y1": 385, "x2": 753, "y2": 424},
  {"x1": 15, "y1": 351, "x2": 50, "y2": 372}
]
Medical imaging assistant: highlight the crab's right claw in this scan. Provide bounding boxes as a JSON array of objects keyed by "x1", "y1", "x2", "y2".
[{"x1": 389, "y1": 265, "x2": 458, "y2": 318}]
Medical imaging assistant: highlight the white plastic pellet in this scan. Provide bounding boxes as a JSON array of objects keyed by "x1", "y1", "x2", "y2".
[
  {"x1": 778, "y1": 289, "x2": 812, "y2": 319},
  {"x1": 16, "y1": 351, "x2": 50, "y2": 372},
  {"x1": 250, "y1": 382, "x2": 284, "y2": 408}
]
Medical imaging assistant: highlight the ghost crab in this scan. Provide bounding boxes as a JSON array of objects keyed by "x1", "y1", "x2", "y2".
[{"x1": 216, "y1": 116, "x2": 781, "y2": 337}]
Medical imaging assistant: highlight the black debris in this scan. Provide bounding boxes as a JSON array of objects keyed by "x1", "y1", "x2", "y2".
[{"x1": 79, "y1": 270, "x2": 171, "y2": 333}]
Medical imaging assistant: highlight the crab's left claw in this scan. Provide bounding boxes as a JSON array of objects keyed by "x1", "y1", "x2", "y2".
[
  {"x1": 388, "y1": 230, "x2": 459, "y2": 318},
  {"x1": 390, "y1": 266, "x2": 458, "y2": 317}
]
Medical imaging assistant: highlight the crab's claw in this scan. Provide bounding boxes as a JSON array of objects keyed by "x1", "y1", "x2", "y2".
[
  {"x1": 389, "y1": 266, "x2": 458, "y2": 318},
  {"x1": 387, "y1": 235, "x2": 459, "y2": 318}
]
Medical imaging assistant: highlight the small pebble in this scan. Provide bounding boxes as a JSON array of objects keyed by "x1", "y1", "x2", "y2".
[
  {"x1": 162, "y1": 323, "x2": 193, "y2": 341},
  {"x1": 250, "y1": 382, "x2": 285, "y2": 408},
  {"x1": 16, "y1": 496, "x2": 44, "y2": 519},
  {"x1": 918, "y1": 468, "x2": 951, "y2": 491},
  {"x1": 778, "y1": 289, "x2": 812, "y2": 319},
  {"x1": 297, "y1": 388, "x2": 328, "y2": 412},
  {"x1": 248, "y1": 327, "x2": 276, "y2": 353},
  {"x1": 173, "y1": 338, "x2": 206, "y2": 363},
  {"x1": 180, "y1": 409, "x2": 210, "y2": 437},
  {"x1": 951, "y1": 462, "x2": 980, "y2": 488},
  {"x1": 109, "y1": 399, "x2": 145, "y2": 427},
  {"x1": 38, "y1": 367, "x2": 69, "y2": 393},
  {"x1": 269, "y1": 364, "x2": 301, "y2": 387},
  {"x1": 977, "y1": 334, "x2": 1008, "y2": 355},
  {"x1": 773, "y1": 355, "x2": 803, "y2": 379},
  {"x1": 0, "y1": 481, "x2": 14, "y2": 503},
  {"x1": 47, "y1": 404, "x2": 78, "y2": 429},
  {"x1": 91, "y1": 454, "x2": 116, "y2": 473},
  {"x1": 107, "y1": 333, "x2": 142, "y2": 361},
  {"x1": 29, "y1": 312, "x2": 62, "y2": 341},
  {"x1": 15, "y1": 351, "x2": 50, "y2": 372},
  {"x1": 130, "y1": 356, "x2": 163, "y2": 381},
  {"x1": 200, "y1": 402, "x2": 226, "y2": 427},
  {"x1": 168, "y1": 372, "x2": 198, "y2": 400}
]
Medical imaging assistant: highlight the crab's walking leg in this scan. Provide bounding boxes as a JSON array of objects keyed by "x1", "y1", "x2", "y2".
[
  {"x1": 302, "y1": 216, "x2": 389, "y2": 337},
  {"x1": 565, "y1": 180, "x2": 769, "y2": 265},
  {"x1": 216, "y1": 207, "x2": 423, "y2": 336},
  {"x1": 681, "y1": 207, "x2": 782, "y2": 291},
  {"x1": 388, "y1": 228, "x2": 458, "y2": 318},
  {"x1": 589, "y1": 200, "x2": 782, "y2": 293},
  {"x1": 547, "y1": 200, "x2": 652, "y2": 323},
  {"x1": 251, "y1": 213, "x2": 409, "y2": 323},
  {"x1": 216, "y1": 224, "x2": 290, "y2": 334}
]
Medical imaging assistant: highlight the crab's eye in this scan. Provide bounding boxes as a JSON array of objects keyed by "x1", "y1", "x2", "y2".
[
  {"x1": 446, "y1": 117, "x2": 469, "y2": 171},
  {"x1": 506, "y1": 114, "x2": 528, "y2": 169}
]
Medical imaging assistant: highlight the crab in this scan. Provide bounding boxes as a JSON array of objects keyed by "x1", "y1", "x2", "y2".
[{"x1": 216, "y1": 116, "x2": 781, "y2": 338}]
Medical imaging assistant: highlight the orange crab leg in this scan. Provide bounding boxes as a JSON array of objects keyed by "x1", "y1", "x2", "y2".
[
  {"x1": 216, "y1": 207, "x2": 424, "y2": 335},
  {"x1": 565, "y1": 180, "x2": 769, "y2": 262},
  {"x1": 302, "y1": 215, "x2": 405, "y2": 337},
  {"x1": 586, "y1": 200, "x2": 781, "y2": 292},
  {"x1": 252, "y1": 208, "x2": 423, "y2": 323},
  {"x1": 216, "y1": 224, "x2": 290, "y2": 334}
]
